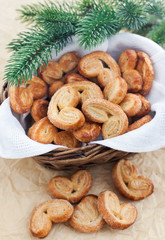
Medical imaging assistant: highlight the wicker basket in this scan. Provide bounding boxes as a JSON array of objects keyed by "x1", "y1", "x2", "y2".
[{"x1": 0, "y1": 84, "x2": 129, "y2": 170}]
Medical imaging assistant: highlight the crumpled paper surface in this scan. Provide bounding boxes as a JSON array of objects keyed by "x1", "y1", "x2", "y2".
[
  {"x1": 0, "y1": 0, "x2": 165, "y2": 239},
  {"x1": 1, "y1": 152, "x2": 165, "y2": 240}
]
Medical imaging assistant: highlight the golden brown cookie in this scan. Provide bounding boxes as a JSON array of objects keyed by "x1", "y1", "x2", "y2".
[
  {"x1": 65, "y1": 80, "x2": 104, "y2": 104},
  {"x1": 98, "y1": 191, "x2": 137, "y2": 230},
  {"x1": 82, "y1": 98, "x2": 128, "y2": 139},
  {"x1": 30, "y1": 199, "x2": 73, "y2": 238},
  {"x1": 39, "y1": 61, "x2": 63, "y2": 85},
  {"x1": 118, "y1": 49, "x2": 137, "y2": 73},
  {"x1": 78, "y1": 51, "x2": 121, "y2": 83},
  {"x1": 103, "y1": 76, "x2": 128, "y2": 104},
  {"x1": 69, "y1": 195, "x2": 104, "y2": 232},
  {"x1": 123, "y1": 69, "x2": 143, "y2": 93},
  {"x1": 53, "y1": 131, "x2": 81, "y2": 148},
  {"x1": 136, "y1": 51, "x2": 154, "y2": 95},
  {"x1": 27, "y1": 76, "x2": 48, "y2": 100},
  {"x1": 73, "y1": 121, "x2": 101, "y2": 143},
  {"x1": 28, "y1": 117, "x2": 58, "y2": 144},
  {"x1": 47, "y1": 86, "x2": 85, "y2": 131},
  {"x1": 64, "y1": 73, "x2": 88, "y2": 84},
  {"x1": 135, "y1": 94, "x2": 151, "y2": 117},
  {"x1": 9, "y1": 85, "x2": 33, "y2": 114},
  {"x1": 31, "y1": 99, "x2": 49, "y2": 122},
  {"x1": 128, "y1": 115, "x2": 152, "y2": 132},
  {"x1": 120, "y1": 93, "x2": 142, "y2": 117},
  {"x1": 59, "y1": 52, "x2": 80, "y2": 73},
  {"x1": 49, "y1": 81, "x2": 64, "y2": 98},
  {"x1": 112, "y1": 159, "x2": 154, "y2": 200},
  {"x1": 49, "y1": 170, "x2": 92, "y2": 203}
]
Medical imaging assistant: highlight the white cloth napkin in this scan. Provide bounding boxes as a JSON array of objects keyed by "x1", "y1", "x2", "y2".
[{"x1": 0, "y1": 32, "x2": 165, "y2": 159}]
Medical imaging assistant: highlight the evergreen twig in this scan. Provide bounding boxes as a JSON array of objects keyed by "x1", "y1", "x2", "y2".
[
  {"x1": 4, "y1": 28, "x2": 73, "y2": 86},
  {"x1": 147, "y1": 19, "x2": 165, "y2": 47}
]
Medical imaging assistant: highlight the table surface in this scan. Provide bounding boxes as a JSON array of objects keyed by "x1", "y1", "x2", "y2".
[{"x1": 0, "y1": 1, "x2": 165, "y2": 240}]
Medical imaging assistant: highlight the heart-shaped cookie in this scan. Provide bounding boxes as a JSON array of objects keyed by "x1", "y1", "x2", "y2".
[
  {"x1": 49, "y1": 170, "x2": 92, "y2": 203},
  {"x1": 112, "y1": 159, "x2": 154, "y2": 200},
  {"x1": 69, "y1": 195, "x2": 104, "y2": 232},
  {"x1": 98, "y1": 191, "x2": 137, "y2": 230},
  {"x1": 30, "y1": 199, "x2": 73, "y2": 238}
]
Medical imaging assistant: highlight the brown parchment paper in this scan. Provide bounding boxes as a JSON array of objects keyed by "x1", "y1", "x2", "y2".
[{"x1": 0, "y1": 0, "x2": 165, "y2": 239}]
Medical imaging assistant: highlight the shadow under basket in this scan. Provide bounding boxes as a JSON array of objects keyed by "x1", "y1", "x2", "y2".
[{"x1": 0, "y1": 83, "x2": 129, "y2": 170}]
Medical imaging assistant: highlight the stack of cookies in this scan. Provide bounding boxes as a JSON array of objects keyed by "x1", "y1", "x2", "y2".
[
  {"x1": 30, "y1": 159, "x2": 154, "y2": 237},
  {"x1": 9, "y1": 50, "x2": 154, "y2": 148}
]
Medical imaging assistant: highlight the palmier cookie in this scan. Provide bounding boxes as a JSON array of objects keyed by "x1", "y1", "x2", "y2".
[
  {"x1": 49, "y1": 170, "x2": 92, "y2": 203},
  {"x1": 82, "y1": 98, "x2": 128, "y2": 139},
  {"x1": 112, "y1": 159, "x2": 154, "y2": 200},
  {"x1": 73, "y1": 121, "x2": 101, "y2": 143},
  {"x1": 136, "y1": 51, "x2": 154, "y2": 95},
  {"x1": 65, "y1": 80, "x2": 103, "y2": 104},
  {"x1": 9, "y1": 85, "x2": 33, "y2": 114},
  {"x1": 54, "y1": 131, "x2": 81, "y2": 148},
  {"x1": 98, "y1": 191, "x2": 137, "y2": 230},
  {"x1": 103, "y1": 76, "x2": 128, "y2": 104},
  {"x1": 30, "y1": 199, "x2": 73, "y2": 238},
  {"x1": 120, "y1": 93, "x2": 142, "y2": 117},
  {"x1": 123, "y1": 69, "x2": 143, "y2": 93},
  {"x1": 31, "y1": 99, "x2": 49, "y2": 122},
  {"x1": 28, "y1": 117, "x2": 58, "y2": 144},
  {"x1": 39, "y1": 61, "x2": 63, "y2": 85},
  {"x1": 118, "y1": 49, "x2": 137, "y2": 73},
  {"x1": 47, "y1": 86, "x2": 85, "y2": 131},
  {"x1": 69, "y1": 195, "x2": 104, "y2": 233},
  {"x1": 128, "y1": 115, "x2": 152, "y2": 132},
  {"x1": 59, "y1": 52, "x2": 81, "y2": 73},
  {"x1": 64, "y1": 73, "x2": 88, "y2": 84},
  {"x1": 135, "y1": 94, "x2": 151, "y2": 117},
  {"x1": 27, "y1": 76, "x2": 48, "y2": 99},
  {"x1": 49, "y1": 81, "x2": 64, "y2": 98},
  {"x1": 78, "y1": 51, "x2": 121, "y2": 87}
]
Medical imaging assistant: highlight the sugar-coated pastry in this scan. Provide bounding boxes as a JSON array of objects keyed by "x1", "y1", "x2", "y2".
[
  {"x1": 69, "y1": 195, "x2": 104, "y2": 232},
  {"x1": 59, "y1": 52, "x2": 81, "y2": 73},
  {"x1": 103, "y1": 76, "x2": 128, "y2": 104},
  {"x1": 28, "y1": 117, "x2": 58, "y2": 144},
  {"x1": 123, "y1": 69, "x2": 143, "y2": 93},
  {"x1": 49, "y1": 170, "x2": 92, "y2": 203},
  {"x1": 27, "y1": 76, "x2": 48, "y2": 100},
  {"x1": 49, "y1": 81, "x2": 64, "y2": 98},
  {"x1": 9, "y1": 85, "x2": 33, "y2": 114},
  {"x1": 135, "y1": 94, "x2": 151, "y2": 117},
  {"x1": 73, "y1": 121, "x2": 101, "y2": 143},
  {"x1": 112, "y1": 159, "x2": 154, "y2": 200},
  {"x1": 120, "y1": 93, "x2": 142, "y2": 117},
  {"x1": 48, "y1": 86, "x2": 85, "y2": 131},
  {"x1": 39, "y1": 61, "x2": 63, "y2": 85},
  {"x1": 118, "y1": 49, "x2": 137, "y2": 73},
  {"x1": 82, "y1": 98, "x2": 128, "y2": 139},
  {"x1": 64, "y1": 73, "x2": 88, "y2": 84},
  {"x1": 136, "y1": 51, "x2": 154, "y2": 95},
  {"x1": 128, "y1": 115, "x2": 152, "y2": 132},
  {"x1": 78, "y1": 51, "x2": 121, "y2": 81},
  {"x1": 98, "y1": 191, "x2": 137, "y2": 230},
  {"x1": 31, "y1": 99, "x2": 49, "y2": 122},
  {"x1": 53, "y1": 131, "x2": 81, "y2": 148},
  {"x1": 30, "y1": 199, "x2": 73, "y2": 238},
  {"x1": 65, "y1": 81, "x2": 104, "y2": 103}
]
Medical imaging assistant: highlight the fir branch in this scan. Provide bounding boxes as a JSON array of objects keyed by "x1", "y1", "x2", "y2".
[
  {"x1": 146, "y1": 0, "x2": 165, "y2": 19},
  {"x1": 16, "y1": 2, "x2": 46, "y2": 23},
  {"x1": 117, "y1": 0, "x2": 148, "y2": 31},
  {"x1": 76, "y1": 5, "x2": 120, "y2": 49},
  {"x1": 4, "y1": 28, "x2": 73, "y2": 86},
  {"x1": 147, "y1": 19, "x2": 165, "y2": 46}
]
